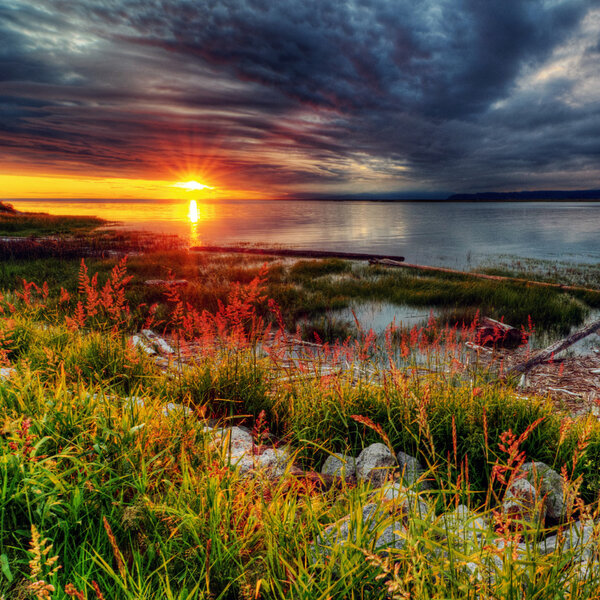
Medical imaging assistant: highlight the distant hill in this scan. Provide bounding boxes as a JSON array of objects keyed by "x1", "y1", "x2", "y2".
[{"x1": 447, "y1": 189, "x2": 600, "y2": 201}]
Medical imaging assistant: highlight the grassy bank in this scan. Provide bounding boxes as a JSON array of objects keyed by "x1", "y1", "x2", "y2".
[
  {"x1": 2, "y1": 259, "x2": 600, "y2": 598},
  {"x1": 0, "y1": 203, "x2": 105, "y2": 237}
]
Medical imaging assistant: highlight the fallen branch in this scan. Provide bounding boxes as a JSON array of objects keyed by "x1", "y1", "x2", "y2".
[
  {"x1": 372, "y1": 258, "x2": 600, "y2": 295},
  {"x1": 505, "y1": 318, "x2": 600, "y2": 377},
  {"x1": 190, "y1": 245, "x2": 405, "y2": 262}
]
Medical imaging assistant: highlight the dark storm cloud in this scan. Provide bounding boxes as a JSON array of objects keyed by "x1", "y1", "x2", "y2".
[{"x1": 0, "y1": 0, "x2": 598, "y2": 193}]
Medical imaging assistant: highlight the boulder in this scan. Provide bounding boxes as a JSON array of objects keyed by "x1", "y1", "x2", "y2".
[
  {"x1": 396, "y1": 451, "x2": 429, "y2": 488},
  {"x1": 356, "y1": 443, "x2": 397, "y2": 487},
  {"x1": 315, "y1": 503, "x2": 406, "y2": 556},
  {"x1": 378, "y1": 483, "x2": 429, "y2": 518},
  {"x1": 520, "y1": 462, "x2": 566, "y2": 522},
  {"x1": 0, "y1": 367, "x2": 16, "y2": 380},
  {"x1": 439, "y1": 505, "x2": 488, "y2": 542},
  {"x1": 210, "y1": 426, "x2": 255, "y2": 456},
  {"x1": 503, "y1": 478, "x2": 546, "y2": 525},
  {"x1": 257, "y1": 447, "x2": 292, "y2": 477},
  {"x1": 224, "y1": 445, "x2": 293, "y2": 477},
  {"x1": 538, "y1": 521, "x2": 596, "y2": 558},
  {"x1": 162, "y1": 402, "x2": 193, "y2": 417},
  {"x1": 321, "y1": 453, "x2": 357, "y2": 479},
  {"x1": 131, "y1": 335, "x2": 156, "y2": 356}
]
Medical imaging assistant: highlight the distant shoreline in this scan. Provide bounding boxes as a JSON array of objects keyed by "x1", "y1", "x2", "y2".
[{"x1": 6, "y1": 197, "x2": 600, "y2": 204}]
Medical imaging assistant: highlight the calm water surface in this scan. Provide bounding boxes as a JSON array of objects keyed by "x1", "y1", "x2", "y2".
[{"x1": 11, "y1": 199, "x2": 600, "y2": 269}]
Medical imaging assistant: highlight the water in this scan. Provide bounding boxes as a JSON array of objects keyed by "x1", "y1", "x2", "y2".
[{"x1": 10, "y1": 198, "x2": 600, "y2": 269}]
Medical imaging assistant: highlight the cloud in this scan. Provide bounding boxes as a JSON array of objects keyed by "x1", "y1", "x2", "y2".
[{"x1": 0, "y1": 0, "x2": 598, "y2": 194}]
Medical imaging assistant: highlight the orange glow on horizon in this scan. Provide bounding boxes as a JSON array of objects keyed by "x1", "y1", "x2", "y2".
[{"x1": 0, "y1": 173, "x2": 271, "y2": 201}]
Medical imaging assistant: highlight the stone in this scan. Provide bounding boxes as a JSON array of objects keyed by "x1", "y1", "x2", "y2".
[
  {"x1": 257, "y1": 447, "x2": 292, "y2": 477},
  {"x1": 161, "y1": 402, "x2": 193, "y2": 417},
  {"x1": 355, "y1": 443, "x2": 397, "y2": 487},
  {"x1": 538, "y1": 521, "x2": 596, "y2": 558},
  {"x1": 141, "y1": 329, "x2": 175, "y2": 355},
  {"x1": 222, "y1": 444, "x2": 292, "y2": 477},
  {"x1": 315, "y1": 503, "x2": 406, "y2": 557},
  {"x1": 439, "y1": 505, "x2": 488, "y2": 542},
  {"x1": 230, "y1": 454, "x2": 256, "y2": 475},
  {"x1": 124, "y1": 396, "x2": 192, "y2": 419},
  {"x1": 378, "y1": 483, "x2": 429, "y2": 518},
  {"x1": 211, "y1": 426, "x2": 255, "y2": 456},
  {"x1": 131, "y1": 335, "x2": 156, "y2": 355},
  {"x1": 321, "y1": 453, "x2": 357, "y2": 479},
  {"x1": 503, "y1": 478, "x2": 545, "y2": 525},
  {"x1": 396, "y1": 451, "x2": 429, "y2": 488},
  {"x1": 520, "y1": 462, "x2": 566, "y2": 522},
  {"x1": 0, "y1": 367, "x2": 16, "y2": 380}
]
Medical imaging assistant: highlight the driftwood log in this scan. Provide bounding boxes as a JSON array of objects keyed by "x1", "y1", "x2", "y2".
[
  {"x1": 371, "y1": 258, "x2": 600, "y2": 295},
  {"x1": 476, "y1": 317, "x2": 526, "y2": 348},
  {"x1": 190, "y1": 246, "x2": 405, "y2": 262},
  {"x1": 505, "y1": 318, "x2": 600, "y2": 377}
]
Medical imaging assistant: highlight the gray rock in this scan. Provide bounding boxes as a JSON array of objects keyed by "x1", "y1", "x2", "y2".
[
  {"x1": 321, "y1": 453, "x2": 357, "y2": 478},
  {"x1": 375, "y1": 523, "x2": 407, "y2": 551},
  {"x1": 571, "y1": 558, "x2": 600, "y2": 582},
  {"x1": 225, "y1": 446, "x2": 292, "y2": 477},
  {"x1": 378, "y1": 483, "x2": 429, "y2": 517},
  {"x1": 538, "y1": 521, "x2": 597, "y2": 559},
  {"x1": 503, "y1": 478, "x2": 545, "y2": 525},
  {"x1": 520, "y1": 462, "x2": 566, "y2": 522},
  {"x1": 439, "y1": 505, "x2": 489, "y2": 542},
  {"x1": 131, "y1": 335, "x2": 156, "y2": 355},
  {"x1": 161, "y1": 402, "x2": 193, "y2": 417},
  {"x1": 0, "y1": 367, "x2": 16, "y2": 380},
  {"x1": 356, "y1": 443, "x2": 397, "y2": 487},
  {"x1": 396, "y1": 451, "x2": 428, "y2": 488},
  {"x1": 257, "y1": 447, "x2": 292, "y2": 477},
  {"x1": 464, "y1": 554, "x2": 504, "y2": 585},
  {"x1": 141, "y1": 329, "x2": 175, "y2": 354},
  {"x1": 214, "y1": 426, "x2": 254, "y2": 454},
  {"x1": 316, "y1": 503, "x2": 406, "y2": 556},
  {"x1": 230, "y1": 454, "x2": 256, "y2": 474}
]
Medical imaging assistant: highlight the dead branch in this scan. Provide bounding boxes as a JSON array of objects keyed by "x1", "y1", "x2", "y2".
[
  {"x1": 371, "y1": 258, "x2": 600, "y2": 295},
  {"x1": 505, "y1": 318, "x2": 600, "y2": 377}
]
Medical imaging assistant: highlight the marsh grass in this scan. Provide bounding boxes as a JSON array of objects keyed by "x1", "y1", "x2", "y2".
[
  {"x1": 2, "y1": 250, "x2": 598, "y2": 339},
  {"x1": 479, "y1": 256, "x2": 600, "y2": 290},
  {"x1": 0, "y1": 210, "x2": 105, "y2": 237}
]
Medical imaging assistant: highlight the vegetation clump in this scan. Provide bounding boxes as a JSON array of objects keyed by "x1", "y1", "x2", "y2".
[{"x1": 2, "y1": 257, "x2": 600, "y2": 598}]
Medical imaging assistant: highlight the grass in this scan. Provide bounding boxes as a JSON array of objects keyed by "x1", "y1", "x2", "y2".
[
  {"x1": 2, "y1": 250, "x2": 596, "y2": 345},
  {"x1": 479, "y1": 256, "x2": 600, "y2": 291},
  {"x1": 3, "y1": 258, "x2": 600, "y2": 598},
  {"x1": 0, "y1": 206, "x2": 105, "y2": 237}
]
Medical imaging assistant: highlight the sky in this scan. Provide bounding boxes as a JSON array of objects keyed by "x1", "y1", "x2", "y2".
[{"x1": 1, "y1": 0, "x2": 599, "y2": 199}]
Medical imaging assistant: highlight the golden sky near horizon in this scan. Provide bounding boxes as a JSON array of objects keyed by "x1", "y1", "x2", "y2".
[{"x1": 0, "y1": 174, "x2": 270, "y2": 201}]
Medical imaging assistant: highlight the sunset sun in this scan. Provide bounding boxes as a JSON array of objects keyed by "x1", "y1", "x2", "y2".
[{"x1": 172, "y1": 180, "x2": 214, "y2": 192}]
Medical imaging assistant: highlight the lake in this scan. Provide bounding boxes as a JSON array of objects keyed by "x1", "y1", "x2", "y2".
[{"x1": 10, "y1": 198, "x2": 600, "y2": 269}]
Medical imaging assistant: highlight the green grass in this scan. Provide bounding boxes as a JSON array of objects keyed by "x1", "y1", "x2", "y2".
[
  {"x1": 479, "y1": 256, "x2": 600, "y2": 291},
  {"x1": 2, "y1": 248, "x2": 600, "y2": 340},
  {"x1": 3, "y1": 260, "x2": 600, "y2": 598},
  {"x1": 0, "y1": 210, "x2": 105, "y2": 237}
]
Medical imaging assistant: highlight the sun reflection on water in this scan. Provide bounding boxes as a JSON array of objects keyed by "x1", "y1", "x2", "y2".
[{"x1": 188, "y1": 199, "x2": 199, "y2": 223}]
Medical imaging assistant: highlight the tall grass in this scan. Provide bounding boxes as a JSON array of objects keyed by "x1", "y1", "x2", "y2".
[{"x1": 2, "y1": 257, "x2": 600, "y2": 598}]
